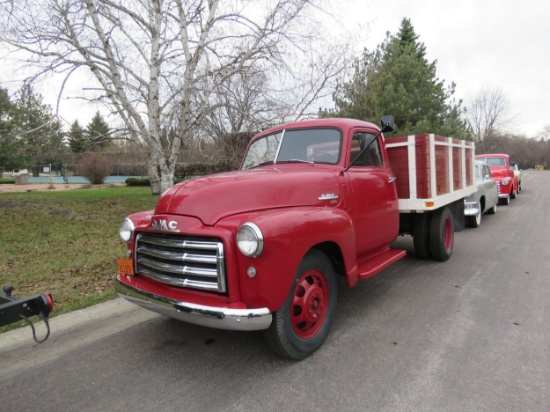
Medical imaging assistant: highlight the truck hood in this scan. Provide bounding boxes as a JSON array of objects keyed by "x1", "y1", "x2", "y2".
[
  {"x1": 487, "y1": 167, "x2": 510, "y2": 179},
  {"x1": 155, "y1": 167, "x2": 342, "y2": 225}
]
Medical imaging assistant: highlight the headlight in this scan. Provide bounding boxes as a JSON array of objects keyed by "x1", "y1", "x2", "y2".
[
  {"x1": 501, "y1": 177, "x2": 511, "y2": 185},
  {"x1": 119, "y1": 218, "x2": 135, "y2": 242},
  {"x1": 237, "y1": 222, "x2": 264, "y2": 257}
]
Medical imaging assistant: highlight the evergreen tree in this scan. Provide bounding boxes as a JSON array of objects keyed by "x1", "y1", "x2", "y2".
[
  {"x1": 333, "y1": 18, "x2": 468, "y2": 138},
  {"x1": 11, "y1": 85, "x2": 63, "y2": 166},
  {"x1": 0, "y1": 88, "x2": 25, "y2": 169},
  {"x1": 0, "y1": 86, "x2": 64, "y2": 169},
  {"x1": 86, "y1": 112, "x2": 111, "y2": 150},
  {"x1": 68, "y1": 120, "x2": 88, "y2": 153}
]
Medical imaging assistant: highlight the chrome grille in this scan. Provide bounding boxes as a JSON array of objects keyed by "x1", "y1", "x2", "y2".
[
  {"x1": 496, "y1": 181, "x2": 501, "y2": 195},
  {"x1": 135, "y1": 233, "x2": 226, "y2": 293}
]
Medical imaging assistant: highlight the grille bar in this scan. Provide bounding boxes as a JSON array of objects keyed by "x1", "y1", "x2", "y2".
[
  {"x1": 139, "y1": 269, "x2": 222, "y2": 291},
  {"x1": 138, "y1": 257, "x2": 218, "y2": 278},
  {"x1": 138, "y1": 245, "x2": 217, "y2": 264},
  {"x1": 135, "y1": 233, "x2": 226, "y2": 293},
  {"x1": 139, "y1": 235, "x2": 219, "y2": 250}
]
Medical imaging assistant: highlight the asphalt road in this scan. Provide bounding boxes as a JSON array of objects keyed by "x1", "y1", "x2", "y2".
[{"x1": 1, "y1": 171, "x2": 549, "y2": 412}]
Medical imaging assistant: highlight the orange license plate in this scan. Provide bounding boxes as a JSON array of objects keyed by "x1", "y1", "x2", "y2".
[{"x1": 117, "y1": 259, "x2": 135, "y2": 276}]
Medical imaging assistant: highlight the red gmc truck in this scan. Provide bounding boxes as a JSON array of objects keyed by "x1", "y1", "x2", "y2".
[{"x1": 116, "y1": 117, "x2": 476, "y2": 359}]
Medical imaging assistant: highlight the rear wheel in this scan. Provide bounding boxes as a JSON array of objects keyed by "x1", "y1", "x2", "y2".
[
  {"x1": 466, "y1": 201, "x2": 481, "y2": 228},
  {"x1": 263, "y1": 250, "x2": 337, "y2": 360},
  {"x1": 430, "y1": 206, "x2": 454, "y2": 262},
  {"x1": 413, "y1": 213, "x2": 432, "y2": 259},
  {"x1": 487, "y1": 202, "x2": 497, "y2": 215},
  {"x1": 511, "y1": 187, "x2": 517, "y2": 199}
]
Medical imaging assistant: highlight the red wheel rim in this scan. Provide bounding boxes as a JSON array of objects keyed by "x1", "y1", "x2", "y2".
[
  {"x1": 290, "y1": 270, "x2": 329, "y2": 339},
  {"x1": 443, "y1": 216, "x2": 453, "y2": 252}
]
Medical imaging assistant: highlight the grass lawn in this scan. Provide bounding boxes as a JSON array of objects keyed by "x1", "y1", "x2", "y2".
[{"x1": 0, "y1": 186, "x2": 159, "y2": 330}]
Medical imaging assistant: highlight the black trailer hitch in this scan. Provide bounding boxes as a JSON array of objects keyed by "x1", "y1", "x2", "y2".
[{"x1": 0, "y1": 285, "x2": 53, "y2": 344}]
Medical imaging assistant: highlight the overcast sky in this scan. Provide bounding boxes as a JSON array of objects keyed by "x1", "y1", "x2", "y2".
[
  {"x1": 9, "y1": 0, "x2": 549, "y2": 139},
  {"x1": 339, "y1": 0, "x2": 550, "y2": 138}
]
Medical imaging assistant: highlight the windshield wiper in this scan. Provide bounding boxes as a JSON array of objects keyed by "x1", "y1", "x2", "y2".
[
  {"x1": 278, "y1": 159, "x2": 314, "y2": 164},
  {"x1": 249, "y1": 160, "x2": 274, "y2": 169}
]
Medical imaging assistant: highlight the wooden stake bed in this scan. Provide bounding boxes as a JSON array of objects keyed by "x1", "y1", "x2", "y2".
[{"x1": 386, "y1": 134, "x2": 476, "y2": 212}]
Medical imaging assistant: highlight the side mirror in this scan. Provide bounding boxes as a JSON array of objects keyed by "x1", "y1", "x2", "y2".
[
  {"x1": 344, "y1": 115, "x2": 395, "y2": 173},
  {"x1": 380, "y1": 115, "x2": 395, "y2": 133}
]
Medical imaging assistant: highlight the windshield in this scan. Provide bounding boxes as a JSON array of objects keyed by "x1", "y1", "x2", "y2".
[
  {"x1": 242, "y1": 128, "x2": 342, "y2": 169},
  {"x1": 478, "y1": 156, "x2": 506, "y2": 167}
]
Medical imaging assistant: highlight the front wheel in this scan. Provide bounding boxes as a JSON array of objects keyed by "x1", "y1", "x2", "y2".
[
  {"x1": 430, "y1": 206, "x2": 454, "y2": 262},
  {"x1": 263, "y1": 250, "x2": 337, "y2": 360},
  {"x1": 466, "y1": 202, "x2": 482, "y2": 228},
  {"x1": 487, "y1": 201, "x2": 497, "y2": 215}
]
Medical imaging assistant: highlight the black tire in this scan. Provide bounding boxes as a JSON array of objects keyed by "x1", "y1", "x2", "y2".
[
  {"x1": 511, "y1": 187, "x2": 517, "y2": 199},
  {"x1": 500, "y1": 195, "x2": 510, "y2": 206},
  {"x1": 430, "y1": 206, "x2": 454, "y2": 262},
  {"x1": 466, "y1": 201, "x2": 481, "y2": 228},
  {"x1": 413, "y1": 213, "x2": 432, "y2": 259},
  {"x1": 487, "y1": 202, "x2": 497, "y2": 215},
  {"x1": 263, "y1": 250, "x2": 337, "y2": 360}
]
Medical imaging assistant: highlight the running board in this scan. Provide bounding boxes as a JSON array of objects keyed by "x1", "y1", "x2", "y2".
[{"x1": 357, "y1": 248, "x2": 407, "y2": 280}]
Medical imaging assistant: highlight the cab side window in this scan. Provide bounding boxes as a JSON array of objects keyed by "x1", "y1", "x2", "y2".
[{"x1": 350, "y1": 132, "x2": 383, "y2": 166}]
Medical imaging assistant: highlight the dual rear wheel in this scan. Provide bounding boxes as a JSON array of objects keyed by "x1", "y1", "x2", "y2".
[{"x1": 413, "y1": 206, "x2": 454, "y2": 262}]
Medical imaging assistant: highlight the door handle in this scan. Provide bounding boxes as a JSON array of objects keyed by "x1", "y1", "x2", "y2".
[{"x1": 388, "y1": 176, "x2": 396, "y2": 183}]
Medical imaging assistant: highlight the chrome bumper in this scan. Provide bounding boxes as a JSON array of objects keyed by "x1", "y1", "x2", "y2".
[
  {"x1": 115, "y1": 278, "x2": 272, "y2": 331},
  {"x1": 463, "y1": 201, "x2": 480, "y2": 216}
]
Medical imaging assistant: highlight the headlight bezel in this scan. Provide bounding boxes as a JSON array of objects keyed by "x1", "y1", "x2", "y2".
[
  {"x1": 119, "y1": 218, "x2": 135, "y2": 243},
  {"x1": 237, "y1": 222, "x2": 264, "y2": 258},
  {"x1": 501, "y1": 177, "x2": 511, "y2": 186}
]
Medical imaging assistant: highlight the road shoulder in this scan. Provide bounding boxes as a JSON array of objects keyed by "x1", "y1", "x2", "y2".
[{"x1": 0, "y1": 298, "x2": 158, "y2": 380}]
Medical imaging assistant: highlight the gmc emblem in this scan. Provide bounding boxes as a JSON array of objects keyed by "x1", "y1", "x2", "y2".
[{"x1": 150, "y1": 219, "x2": 180, "y2": 232}]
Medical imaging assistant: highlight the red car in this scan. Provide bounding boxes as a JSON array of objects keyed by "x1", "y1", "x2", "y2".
[{"x1": 475, "y1": 154, "x2": 519, "y2": 205}]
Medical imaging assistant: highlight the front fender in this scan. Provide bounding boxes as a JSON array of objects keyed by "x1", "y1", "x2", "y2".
[{"x1": 218, "y1": 207, "x2": 357, "y2": 313}]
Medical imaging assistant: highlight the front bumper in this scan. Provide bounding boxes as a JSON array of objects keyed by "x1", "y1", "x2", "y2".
[
  {"x1": 115, "y1": 278, "x2": 272, "y2": 331},
  {"x1": 463, "y1": 201, "x2": 480, "y2": 216},
  {"x1": 496, "y1": 180, "x2": 511, "y2": 198}
]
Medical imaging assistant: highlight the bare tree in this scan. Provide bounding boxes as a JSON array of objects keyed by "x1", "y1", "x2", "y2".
[
  {"x1": 0, "y1": 0, "x2": 348, "y2": 194},
  {"x1": 464, "y1": 86, "x2": 511, "y2": 153}
]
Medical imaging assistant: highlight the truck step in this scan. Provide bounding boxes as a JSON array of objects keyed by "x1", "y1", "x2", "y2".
[{"x1": 357, "y1": 248, "x2": 406, "y2": 280}]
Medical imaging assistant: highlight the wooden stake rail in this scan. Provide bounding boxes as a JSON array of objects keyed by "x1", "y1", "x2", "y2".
[{"x1": 386, "y1": 134, "x2": 476, "y2": 212}]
